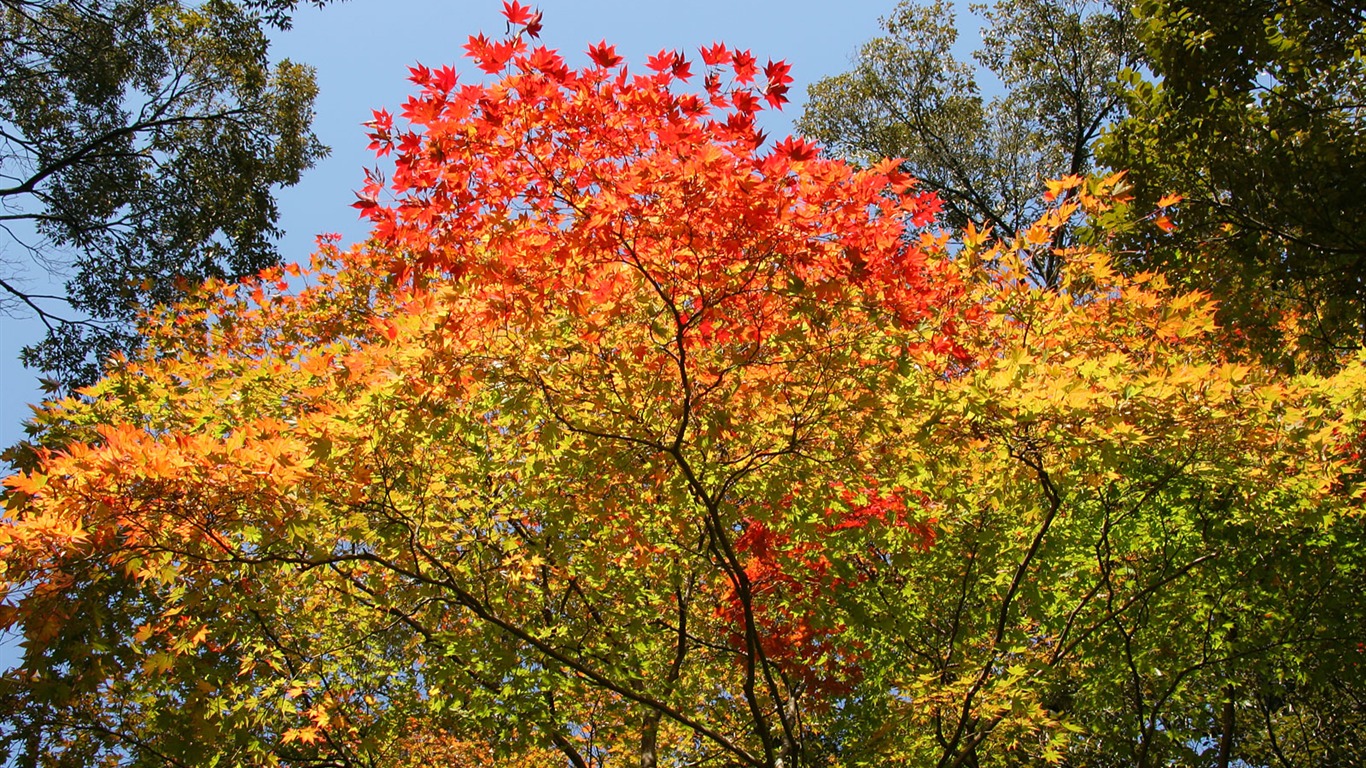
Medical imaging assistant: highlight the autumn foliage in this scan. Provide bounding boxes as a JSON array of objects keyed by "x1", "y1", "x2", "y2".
[{"x1": 2, "y1": 5, "x2": 1365, "y2": 768}]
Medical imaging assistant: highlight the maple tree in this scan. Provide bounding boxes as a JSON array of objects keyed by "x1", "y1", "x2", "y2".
[{"x1": 2, "y1": 6, "x2": 1364, "y2": 767}]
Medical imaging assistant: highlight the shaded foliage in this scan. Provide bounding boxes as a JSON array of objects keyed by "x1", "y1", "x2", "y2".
[
  {"x1": 1100, "y1": 0, "x2": 1366, "y2": 370},
  {"x1": 0, "y1": 0, "x2": 335, "y2": 385},
  {"x1": 799, "y1": 0, "x2": 1136, "y2": 285}
]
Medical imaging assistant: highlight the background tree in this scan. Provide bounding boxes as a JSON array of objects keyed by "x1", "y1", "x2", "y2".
[
  {"x1": 3, "y1": 9, "x2": 1365, "y2": 767},
  {"x1": 798, "y1": 0, "x2": 1137, "y2": 285},
  {"x1": 1099, "y1": 0, "x2": 1366, "y2": 371},
  {"x1": 0, "y1": 0, "x2": 335, "y2": 386}
]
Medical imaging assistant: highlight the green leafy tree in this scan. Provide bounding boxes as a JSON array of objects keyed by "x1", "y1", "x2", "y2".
[
  {"x1": 798, "y1": 0, "x2": 1137, "y2": 285},
  {"x1": 0, "y1": 0, "x2": 334, "y2": 385},
  {"x1": 1100, "y1": 0, "x2": 1366, "y2": 370}
]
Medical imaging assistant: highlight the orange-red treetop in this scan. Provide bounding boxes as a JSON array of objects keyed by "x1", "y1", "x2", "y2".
[
  {"x1": 1, "y1": 4, "x2": 961, "y2": 622},
  {"x1": 352, "y1": 2, "x2": 952, "y2": 350}
]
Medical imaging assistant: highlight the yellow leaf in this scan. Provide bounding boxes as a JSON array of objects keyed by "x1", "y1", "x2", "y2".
[
  {"x1": 282, "y1": 726, "x2": 320, "y2": 745},
  {"x1": 1043, "y1": 174, "x2": 1083, "y2": 201},
  {"x1": 962, "y1": 220, "x2": 990, "y2": 250}
]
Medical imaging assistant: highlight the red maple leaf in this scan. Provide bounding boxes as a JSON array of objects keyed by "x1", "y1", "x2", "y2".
[
  {"x1": 678, "y1": 93, "x2": 706, "y2": 116},
  {"x1": 502, "y1": 0, "x2": 534, "y2": 25},
  {"x1": 763, "y1": 59, "x2": 794, "y2": 108},
  {"x1": 730, "y1": 88, "x2": 759, "y2": 115},
  {"x1": 523, "y1": 10, "x2": 543, "y2": 37},
  {"x1": 527, "y1": 46, "x2": 568, "y2": 79},
  {"x1": 722, "y1": 111, "x2": 755, "y2": 139},
  {"x1": 369, "y1": 108, "x2": 393, "y2": 134},
  {"x1": 431, "y1": 65, "x2": 458, "y2": 93},
  {"x1": 587, "y1": 40, "x2": 622, "y2": 68},
  {"x1": 398, "y1": 131, "x2": 422, "y2": 155},
  {"x1": 732, "y1": 49, "x2": 757, "y2": 83},
  {"x1": 470, "y1": 38, "x2": 518, "y2": 74},
  {"x1": 365, "y1": 109, "x2": 394, "y2": 156},
  {"x1": 764, "y1": 82, "x2": 790, "y2": 108},
  {"x1": 463, "y1": 33, "x2": 490, "y2": 62},
  {"x1": 773, "y1": 136, "x2": 818, "y2": 163},
  {"x1": 352, "y1": 190, "x2": 378, "y2": 213},
  {"x1": 763, "y1": 59, "x2": 793, "y2": 88},
  {"x1": 646, "y1": 49, "x2": 677, "y2": 73},
  {"x1": 670, "y1": 52, "x2": 693, "y2": 81},
  {"x1": 700, "y1": 42, "x2": 731, "y2": 67},
  {"x1": 869, "y1": 157, "x2": 909, "y2": 188}
]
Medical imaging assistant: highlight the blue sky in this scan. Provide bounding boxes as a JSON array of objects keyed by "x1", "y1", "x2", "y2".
[{"x1": 0, "y1": 0, "x2": 988, "y2": 664}]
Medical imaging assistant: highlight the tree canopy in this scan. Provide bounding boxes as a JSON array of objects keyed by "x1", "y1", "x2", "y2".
[
  {"x1": 1, "y1": 5, "x2": 1364, "y2": 768},
  {"x1": 0, "y1": 0, "x2": 335, "y2": 385},
  {"x1": 1100, "y1": 0, "x2": 1366, "y2": 369}
]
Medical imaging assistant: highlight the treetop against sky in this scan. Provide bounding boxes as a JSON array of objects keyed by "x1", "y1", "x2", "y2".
[{"x1": 0, "y1": 0, "x2": 916, "y2": 434}]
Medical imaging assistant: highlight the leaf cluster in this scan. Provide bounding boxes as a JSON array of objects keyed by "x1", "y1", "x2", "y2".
[{"x1": 1099, "y1": 0, "x2": 1366, "y2": 369}]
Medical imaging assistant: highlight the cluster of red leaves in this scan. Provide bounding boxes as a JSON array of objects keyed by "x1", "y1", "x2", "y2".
[
  {"x1": 827, "y1": 482, "x2": 937, "y2": 551},
  {"x1": 355, "y1": 4, "x2": 951, "y2": 354},
  {"x1": 719, "y1": 518, "x2": 855, "y2": 696},
  {"x1": 716, "y1": 484, "x2": 936, "y2": 695}
]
